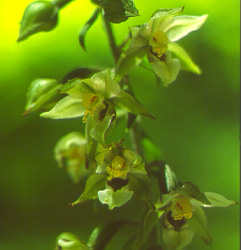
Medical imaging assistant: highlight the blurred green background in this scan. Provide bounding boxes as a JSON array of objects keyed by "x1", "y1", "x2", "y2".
[{"x1": 0, "y1": 0, "x2": 239, "y2": 249}]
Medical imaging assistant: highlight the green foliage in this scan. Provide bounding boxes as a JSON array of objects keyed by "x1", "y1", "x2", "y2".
[{"x1": 91, "y1": 0, "x2": 139, "y2": 23}]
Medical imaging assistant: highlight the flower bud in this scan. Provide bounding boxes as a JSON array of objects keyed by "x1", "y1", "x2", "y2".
[
  {"x1": 54, "y1": 132, "x2": 88, "y2": 183},
  {"x1": 18, "y1": 1, "x2": 58, "y2": 42}
]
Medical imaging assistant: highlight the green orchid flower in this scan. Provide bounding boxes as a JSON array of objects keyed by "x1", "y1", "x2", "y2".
[
  {"x1": 156, "y1": 182, "x2": 237, "y2": 249},
  {"x1": 115, "y1": 7, "x2": 208, "y2": 86},
  {"x1": 95, "y1": 142, "x2": 146, "y2": 180}
]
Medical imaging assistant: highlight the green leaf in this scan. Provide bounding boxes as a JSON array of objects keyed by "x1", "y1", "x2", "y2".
[
  {"x1": 128, "y1": 173, "x2": 153, "y2": 209},
  {"x1": 203, "y1": 192, "x2": 238, "y2": 207},
  {"x1": 87, "y1": 221, "x2": 134, "y2": 249},
  {"x1": 110, "y1": 90, "x2": 155, "y2": 119},
  {"x1": 70, "y1": 173, "x2": 106, "y2": 206},
  {"x1": 92, "y1": 0, "x2": 139, "y2": 23},
  {"x1": 177, "y1": 182, "x2": 210, "y2": 205},
  {"x1": 132, "y1": 210, "x2": 159, "y2": 250},
  {"x1": 79, "y1": 8, "x2": 101, "y2": 51},
  {"x1": 40, "y1": 95, "x2": 85, "y2": 119},
  {"x1": 115, "y1": 46, "x2": 147, "y2": 82},
  {"x1": 188, "y1": 206, "x2": 212, "y2": 245},
  {"x1": 56, "y1": 232, "x2": 90, "y2": 250},
  {"x1": 23, "y1": 78, "x2": 62, "y2": 116},
  {"x1": 98, "y1": 186, "x2": 133, "y2": 210},
  {"x1": 168, "y1": 42, "x2": 202, "y2": 74},
  {"x1": 18, "y1": 1, "x2": 58, "y2": 42}
]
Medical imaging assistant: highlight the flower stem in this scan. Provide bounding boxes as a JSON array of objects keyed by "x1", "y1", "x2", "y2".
[
  {"x1": 102, "y1": 14, "x2": 120, "y2": 65},
  {"x1": 130, "y1": 118, "x2": 143, "y2": 156}
]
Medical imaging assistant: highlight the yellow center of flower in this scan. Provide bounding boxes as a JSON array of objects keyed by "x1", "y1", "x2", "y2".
[
  {"x1": 106, "y1": 156, "x2": 128, "y2": 181},
  {"x1": 170, "y1": 197, "x2": 193, "y2": 220},
  {"x1": 150, "y1": 30, "x2": 169, "y2": 57},
  {"x1": 82, "y1": 93, "x2": 98, "y2": 123}
]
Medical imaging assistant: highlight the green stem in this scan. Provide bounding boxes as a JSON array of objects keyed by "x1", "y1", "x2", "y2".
[
  {"x1": 102, "y1": 14, "x2": 120, "y2": 65},
  {"x1": 130, "y1": 118, "x2": 143, "y2": 156}
]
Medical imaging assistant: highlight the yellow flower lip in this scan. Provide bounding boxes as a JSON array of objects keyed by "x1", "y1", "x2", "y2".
[
  {"x1": 150, "y1": 30, "x2": 169, "y2": 57},
  {"x1": 171, "y1": 197, "x2": 193, "y2": 220},
  {"x1": 107, "y1": 156, "x2": 129, "y2": 181}
]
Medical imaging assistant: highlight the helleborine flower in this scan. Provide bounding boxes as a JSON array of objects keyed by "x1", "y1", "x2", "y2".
[
  {"x1": 41, "y1": 69, "x2": 154, "y2": 122},
  {"x1": 157, "y1": 182, "x2": 237, "y2": 248},
  {"x1": 95, "y1": 142, "x2": 146, "y2": 181},
  {"x1": 115, "y1": 7, "x2": 208, "y2": 86}
]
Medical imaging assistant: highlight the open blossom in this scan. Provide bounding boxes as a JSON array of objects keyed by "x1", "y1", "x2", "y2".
[
  {"x1": 116, "y1": 7, "x2": 208, "y2": 85},
  {"x1": 157, "y1": 182, "x2": 237, "y2": 249}
]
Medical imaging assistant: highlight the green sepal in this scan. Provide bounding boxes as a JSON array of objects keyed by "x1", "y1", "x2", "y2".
[
  {"x1": 92, "y1": 0, "x2": 139, "y2": 23},
  {"x1": 62, "y1": 67, "x2": 101, "y2": 84},
  {"x1": 151, "y1": 7, "x2": 184, "y2": 19},
  {"x1": 40, "y1": 95, "x2": 85, "y2": 119},
  {"x1": 70, "y1": 173, "x2": 106, "y2": 206},
  {"x1": 177, "y1": 181, "x2": 210, "y2": 205},
  {"x1": 164, "y1": 164, "x2": 179, "y2": 193},
  {"x1": 79, "y1": 8, "x2": 101, "y2": 51},
  {"x1": 188, "y1": 206, "x2": 212, "y2": 245},
  {"x1": 132, "y1": 210, "x2": 159, "y2": 250},
  {"x1": 23, "y1": 78, "x2": 62, "y2": 116},
  {"x1": 203, "y1": 192, "x2": 238, "y2": 207},
  {"x1": 56, "y1": 232, "x2": 90, "y2": 250},
  {"x1": 60, "y1": 78, "x2": 94, "y2": 96},
  {"x1": 110, "y1": 90, "x2": 155, "y2": 119},
  {"x1": 89, "y1": 104, "x2": 116, "y2": 143},
  {"x1": 128, "y1": 173, "x2": 153, "y2": 209},
  {"x1": 115, "y1": 46, "x2": 147, "y2": 82},
  {"x1": 139, "y1": 58, "x2": 161, "y2": 87},
  {"x1": 168, "y1": 42, "x2": 201, "y2": 74},
  {"x1": 17, "y1": 1, "x2": 58, "y2": 42},
  {"x1": 87, "y1": 221, "x2": 134, "y2": 249}
]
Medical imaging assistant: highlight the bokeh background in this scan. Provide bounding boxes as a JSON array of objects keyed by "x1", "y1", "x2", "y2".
[{"x1": 0, "y1": 0, "x2": 239, "y2": 249}]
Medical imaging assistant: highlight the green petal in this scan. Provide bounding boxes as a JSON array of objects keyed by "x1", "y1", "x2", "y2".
[
  {"x1": 188, "y1": 206, "x2": 212, "y2": 245},
  {"x1": 98, "y1": 186, "x2": 133, "y2": 210},
  {"x1": 168, "y1": 42, "x2": 202, "y2": 74},
  {"x1": 110, "y1": 90, "x2": 155, "y2": 119},
  {"x1": 165, "y1": 15, "x2": 208, "y2": 42},
  {"x1": 148, "y1": 52, "x2": 181, "y2": 86},
  {"x1": 40, "y1": 96, "x2": 85, "y2": 119},
  {"x1": 203, "y1": 192, "x2": 238, "y2": 207}
]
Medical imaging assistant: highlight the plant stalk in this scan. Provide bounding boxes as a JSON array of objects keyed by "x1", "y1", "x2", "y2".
[{"x1": 102, "y1": 14, "x2": 120, "y2": 65}]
